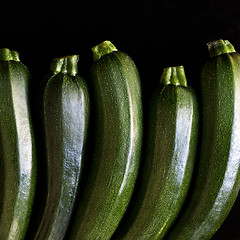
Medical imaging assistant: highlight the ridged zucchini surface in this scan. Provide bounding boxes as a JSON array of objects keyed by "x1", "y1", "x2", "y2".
[
  {"x1": 168, "y1": 39, "x2": 240, "y2": 240},
  {"x1": 0, "y1": 49, "x2": 36, "y2": 239},
  {"x1": 68, "y1": 40, "x2": 143, "y2": 240},
  {"x1": 33, "y1": 55, "x2": 90, "y2": 239},
  {"x1": 113, "y1": 66, "x2": 199, "y2": 239}
]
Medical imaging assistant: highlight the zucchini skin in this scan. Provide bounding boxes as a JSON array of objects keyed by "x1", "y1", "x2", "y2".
[
  {"x1": 114, "y1": 66, "x2": 199, "y2": 239},
  {"x1": 0, "y1": 49, "x2": 36, "y2": 239},
  {"x1": 168, "y1": 40, "x2": 240, "y2": 240},
  {"x1": 33, "y1": 55, "x2": 90, "y2": 239},
  {"x1": 68, "y1": 41, "x2": 143, "y2": 240}
]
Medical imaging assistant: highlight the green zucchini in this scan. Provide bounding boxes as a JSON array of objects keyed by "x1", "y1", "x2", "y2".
[
  {"x1": 0, "y1": 49, "x2": 36, "y2": 239},
  {"x1": 33, "y1": 55, "x2": 90, "y2": 239},
  {"x1": 168, "y1": 39, "x2": 240, "y2": 240},
  {"x1": 113, "y1": 66, "x2": 199, "y2": 239},
  {"x1": 68, "y1": 40, "x2": 143, "y2": 239}
]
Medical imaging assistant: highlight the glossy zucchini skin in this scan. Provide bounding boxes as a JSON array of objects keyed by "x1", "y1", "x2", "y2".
[
  {"x1": 114, "y1": 66, "x2": 199, "y2": 240},
  {"x1": 0, "y1": 49, "x2": 36, "y2": 239},
  {"x1": 33, "y1": 55, "x2": 90, "y2": 239},
  {"x1": 168, "y1": 40, "x2": 240, "y2": 240},
  {"x1": 68, "y1": 41, "x2": 143, "y2": 240}
]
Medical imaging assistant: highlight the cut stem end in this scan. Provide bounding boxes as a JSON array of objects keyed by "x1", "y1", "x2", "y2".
[
  {"x1": 91, "y1": 40, "x2": 118, "y2": 61},
  {"x1": 160, "y1": 66, "x2": 187, "y2": 87},
  {"x1": 207, "y1": 39, "x2": 236, "y2": 58},
  {"x1": 50, "y1": 55, "x2": 79, "y2": 76},
  {"x1": 0, "y1": 48, "x2": 20, "y2": 61}
]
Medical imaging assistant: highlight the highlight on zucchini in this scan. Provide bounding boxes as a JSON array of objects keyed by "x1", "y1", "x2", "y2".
[
  {"x1": 68, "y1": 40, "x2": 143, "y2": 240},
  {"x1": 168, "y1": 39, "x2": 240, "y2": 240},
  {"x1": 0, "y1": 48, "x2": 36, "y2": 239},
  {"x1": 113, "y1": 66, "x2": 199, "y2": 240}
]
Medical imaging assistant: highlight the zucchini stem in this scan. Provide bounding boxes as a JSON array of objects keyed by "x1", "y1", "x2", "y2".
[
  {"x1": 0, "y1": 48, "x2": 20, "y2": 61},
  {"x1": 50, "y1": 55, "x2": 79, "y2": 76},
  {"x1": 160, "y1": 66, "x2": 187, "y2": 87},
  {"x1": 207, "y1": 39, "x2": 236, "y2": 58},
  {"x1": 91, "y1": 40, "x2": 118, "y2": 61}
]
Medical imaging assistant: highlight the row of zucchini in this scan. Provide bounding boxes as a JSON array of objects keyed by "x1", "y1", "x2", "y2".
[{"x1": 0, "y1": 39, "x2": 239, "y2": 240}]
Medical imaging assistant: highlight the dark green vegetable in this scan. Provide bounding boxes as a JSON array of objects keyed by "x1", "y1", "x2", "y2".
[
  {"x1": 68, "y1": 40, "x2": 143, "y2": 240},
  {"x1": 33, "y1": 55, "x2": 90, "y2": 239},
  {"x1": 168, "y1": 39, "x2": 240, "y2": 240},
  {"x1": 113, "y1": 66, "x2": 199, "y2": 240},
  {"x1": 0, "y1": 48, "x2": 36, "y2": 239}
]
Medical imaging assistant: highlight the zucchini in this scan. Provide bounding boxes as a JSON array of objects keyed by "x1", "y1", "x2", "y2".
[
  {"x1": 0, "y1": 49, "x2": 36, "y2": 239},
  {"x1": 68, "y1": 40, "x2": 143, "y2": 239},
  {"x1": 33, "y1": 55, "x2": 90, "y2": 239},
  {"x1": 168, "y1": 39, "x2": 240, "y2": 240},
  {"x1": 113, "y1": 66, "x2": 199, "y2": 239}
]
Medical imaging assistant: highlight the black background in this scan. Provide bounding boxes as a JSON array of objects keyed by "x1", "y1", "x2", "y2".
[{"x1": 2, "y1": 0, "x2": 240, "y2": 239}]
